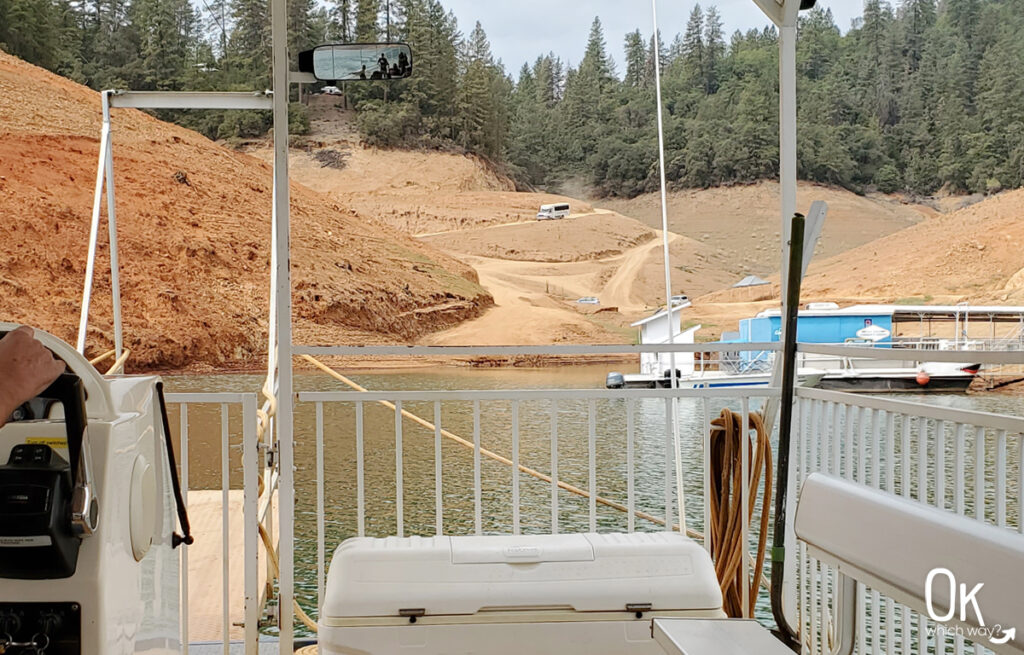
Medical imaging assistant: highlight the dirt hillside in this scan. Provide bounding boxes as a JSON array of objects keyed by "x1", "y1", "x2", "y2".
[
  {"x1": 0, "y1": 51, "x2": 492, "y2": 370},
  {"x1": 599, "y1": 181, "x2": 932, "y2": 278},
  {"x1": 419, "y1": 211, "x2": 656, "y2": 263},
  {"x1": 800, "y1": 187, "x2": 1024, "y2": 304},
  {"x1": 250, "y1": 96, "x2": 591, "y2": 236}
]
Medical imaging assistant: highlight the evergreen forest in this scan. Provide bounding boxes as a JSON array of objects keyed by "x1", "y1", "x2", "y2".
[{"x1": 2, "y1": 0, "x2": 1022, "y2": 197}]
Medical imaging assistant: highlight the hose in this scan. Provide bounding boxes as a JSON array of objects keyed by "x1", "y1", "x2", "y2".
[{"x1": 708, "y1": 409, "x2": 773, "y2": 618}]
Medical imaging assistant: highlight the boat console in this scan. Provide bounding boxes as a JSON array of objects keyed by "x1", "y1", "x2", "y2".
[{"x1": 0, "y1": 325, "x2": 182, "y2": 654}]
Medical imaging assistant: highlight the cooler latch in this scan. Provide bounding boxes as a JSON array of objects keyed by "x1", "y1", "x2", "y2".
[
  {"x1": 399, "y1": 608, "x2": 425, "y2": 624},
  {"x1": 626, "y1": 602, "x2": 652, "y2": 618}
]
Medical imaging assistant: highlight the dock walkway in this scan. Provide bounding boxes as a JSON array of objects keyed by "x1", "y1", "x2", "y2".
[{"x1": 186, "y1": 489, "x2": 278, "y2": 644}]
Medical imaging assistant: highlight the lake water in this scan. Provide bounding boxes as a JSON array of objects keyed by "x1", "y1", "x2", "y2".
[{"x1": 163, "y1": 365, "x2": 1023, "y2": 631}]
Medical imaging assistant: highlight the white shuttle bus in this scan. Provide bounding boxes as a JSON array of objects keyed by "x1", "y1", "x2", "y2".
[{"x1": 536, "y1": 203, "x2": 570, "y2": 220}]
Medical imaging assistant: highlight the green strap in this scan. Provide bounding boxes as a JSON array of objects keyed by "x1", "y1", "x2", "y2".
[{"x1": 772, "y1": 546, "x2": 786, "y2": 562}]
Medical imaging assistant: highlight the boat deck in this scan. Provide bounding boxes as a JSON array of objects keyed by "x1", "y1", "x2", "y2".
[{"x1": 187, "y1": 489, "x2": 277, "y2": 644}]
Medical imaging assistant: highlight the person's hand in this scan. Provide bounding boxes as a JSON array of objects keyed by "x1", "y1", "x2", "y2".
[{"x1": 0, "y1": 326, "x2": 65, "y2": 427}]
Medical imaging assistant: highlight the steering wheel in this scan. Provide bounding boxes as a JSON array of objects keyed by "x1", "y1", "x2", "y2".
[
  {"x1": 0, "y1": 323, "x2": 114, "y2": 421},
  {"x1": 0, "y1": 327, "x2": 98, "y2": 521}
]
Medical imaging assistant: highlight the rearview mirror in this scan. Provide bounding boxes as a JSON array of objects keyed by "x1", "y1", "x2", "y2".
[{"x1": 298, "y1": 43, "x2": 413, "y2": 82}]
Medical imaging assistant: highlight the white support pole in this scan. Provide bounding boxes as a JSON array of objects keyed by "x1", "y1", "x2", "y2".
[
  {"x1": 753, "y1": 0, "x2": 802, "y2": 635},
  {"x1": 242, "y1": 395, "x2": 259, "y2": 655},
  {"x1": 779, "y1": 19, "x2": 798, "y2": 302},
  {"x1": 270, "y1": 0, "x2": 295, "y2": 647},
  {"x1": 778, "y1": 11, "x2": 801, "y2": 632},
  {"x1": 78, "y1": 91, "x2": 112, "y2": 354},
  {"x1": 650, "y1": 0, "x2": 686, "y2": 536},
  {"x1": 103, "y1": 93, "x2": 124, "y2": 360}
]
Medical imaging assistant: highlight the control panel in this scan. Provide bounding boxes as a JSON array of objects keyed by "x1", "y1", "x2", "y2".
[
  {"x1": 0, "y1": 602, "x2": 81, "y2": 654},
  {"x1": 0, "y1": 445, "x2": 79, "y2": 579}
]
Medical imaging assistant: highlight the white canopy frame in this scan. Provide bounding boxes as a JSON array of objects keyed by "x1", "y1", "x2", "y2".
[
  {"x1": 78, "y1": 1, "x2": 296, "y2": 645},
  {"x1": 75, "y1": 0, "x2": 814, "y2": 649}
]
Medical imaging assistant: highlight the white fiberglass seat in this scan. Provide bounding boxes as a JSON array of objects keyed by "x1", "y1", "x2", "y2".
[{"x1": 795, "y1": 473, "x2": 1024, "y2": 655}]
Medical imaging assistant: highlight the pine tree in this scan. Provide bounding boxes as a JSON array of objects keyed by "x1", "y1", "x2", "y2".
[
  {"x1": 355, "y1": 0, "x2": 378, "y2": 41},
  {"x1": 127, "y1": 0, "x2": 198, "y2": 90},
  {"x1": 644, "y1": 30, "x2": 665, "y2": 87},
  {"x1": 623, "y1": 30, "x2": 645, "y2": 88},
  {"x1": 681, "y1": 5, "x2": 704, "y2": 87},
  {"x1": 330, "y1": 0, "x2": 353, "y2": 41},
  {"x1": 703, "y1": 6, "x2": 724, "y2": 94}
]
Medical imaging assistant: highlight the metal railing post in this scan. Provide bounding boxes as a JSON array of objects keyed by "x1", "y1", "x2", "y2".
[
  {"x1": 242, "y1": 395, "x2": 259, "y2": 655},
  {"x1": 77, "y1": 91, "x2": 112, "y2": 354}
]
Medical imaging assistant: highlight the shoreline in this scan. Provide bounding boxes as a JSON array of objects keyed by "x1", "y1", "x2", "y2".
[{"x1": 145, "y1": 353, "x2": 639, "y2": 378}]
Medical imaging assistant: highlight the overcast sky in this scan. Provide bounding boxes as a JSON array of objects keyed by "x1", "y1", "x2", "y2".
[{"x1": 437, "y1": 1, "x2": 863, "y2": 75}]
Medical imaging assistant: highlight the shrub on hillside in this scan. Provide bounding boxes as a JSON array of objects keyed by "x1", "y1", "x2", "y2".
[
  {"x1": 873, "y1": 164, "x2": 902, "y2": 194},
  {"x1": 355, "y1": 100, "x2": 422, "y2": 148},
  {"x1": 216, "y1": 110, "x2": 272, "y2": 140},
  {"x1": 289, "y1": 102, "x2": 310, "y2": 136}
]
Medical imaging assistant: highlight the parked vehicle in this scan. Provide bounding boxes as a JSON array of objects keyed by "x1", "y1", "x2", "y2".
[
  {"x1": 536, "y1": 203, "x2": 570, "y2": 220},
  {"x1": 576, "y1": 296, "x2": 600, "y2": 305}
]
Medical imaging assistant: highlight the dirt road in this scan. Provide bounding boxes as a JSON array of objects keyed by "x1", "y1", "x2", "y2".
[{"x1": 601, "y1": 230, "x2": 679, "y2": 312}]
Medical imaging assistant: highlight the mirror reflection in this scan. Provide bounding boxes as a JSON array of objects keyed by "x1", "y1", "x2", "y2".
[{"x1": 311, "y1": 44, "x2": 412, "y2": 82}]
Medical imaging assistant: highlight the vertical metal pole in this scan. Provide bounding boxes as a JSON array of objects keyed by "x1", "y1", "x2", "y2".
[
  {"x1": 588, "y1": 399, "x2": 597, "y2": 533},
  {"x1": 220, "y1": 405, "x2": 230, "y2": 655},
  {"x1": 78, "y1": 91, "x2": 111, "y2": 353},
  {"x1": 550, "y1": 400, "x2": 559, "y2": 534},
  {"x1": 395, "y1": 400, "x2": 404, "y2": 537},
  {"x1": 627, "y1": 399, "x2": 636, "y2": 534},
  {"x1": 770, "y1": 210, "x2": 805, "y2": 646},
  {"x1": 356, "y1": 402, "x2": 365, "y2": 536},
  {"x1": 270, "y1": 0, "x2": 294, "y2": 643},
  {"x1": 103, "y1": 95, "x2": 124, "y2": 360},
  {"x1": 242, "y1": 395, "x2": 259, "y2": 655},
  {"x1": 512, "y1": 400, "x2": 520, "y2": 535},
  {"x1": 651, "y1": 0, "x2": 687, "y2": 537},
  {"x1": 473, "y1": 401, "x2": 482, "y2": 535},
  {"x1": 179, "y1": 404, "x2": 190, "y2": 653},
  {"x1": 434, "y1": 402, "x2": 443, "y2": 536},
  {"x1": 779, "y1": 20, "x2": 798, "y2": 301},
  {"x1": 762, "y1": 0, "x2": 801, "y2": 469},
  {"x1": 316, "y1": 402, "x2": 325, "y2": 614}
]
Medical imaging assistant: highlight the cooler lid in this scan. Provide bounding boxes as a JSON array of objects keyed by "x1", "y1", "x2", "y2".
[{"x1": 452, "y1": 533, "x2": 595, "y2": 564}]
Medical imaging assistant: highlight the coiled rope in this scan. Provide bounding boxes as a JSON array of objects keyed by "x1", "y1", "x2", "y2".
[{"x1": 707, "y1": 409, "x2": 773, "y2": 618}]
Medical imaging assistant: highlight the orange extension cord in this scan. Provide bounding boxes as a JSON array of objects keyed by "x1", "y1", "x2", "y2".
[{"x1": 708, "y1": 409, "x2": 773, "y2": 618}]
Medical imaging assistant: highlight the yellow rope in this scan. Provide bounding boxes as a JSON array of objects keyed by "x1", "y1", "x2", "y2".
[
  {"x1": 89, "y1": 349, "x2": 116, "y2": 366},
  {"x1": 301, "y1": 354, "x2": 703, "y2": 537},
  {"x1": 105, "y1": 349, "x2": 131, "y2": 375}
]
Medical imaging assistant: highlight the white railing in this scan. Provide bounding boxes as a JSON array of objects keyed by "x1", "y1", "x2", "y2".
[
  {"x1": 789, "y1": 386, "x2": 1024, "y2": 655},
  {"x1": 161, "y1": 343, "x2": 1024, "y2": 653},
  {"x1": 296, "y1": 381, "x2": 780, "y2": 622},
  {"x1": 164, "y1": 392, "x2": 264, "y2": 654}
]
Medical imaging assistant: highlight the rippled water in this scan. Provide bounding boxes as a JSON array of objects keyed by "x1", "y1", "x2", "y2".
[{"x1": 163, "y1": 365, "x2": 1022, "y2": 631}]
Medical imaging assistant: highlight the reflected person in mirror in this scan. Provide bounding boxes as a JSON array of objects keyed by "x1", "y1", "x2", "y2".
[
  {"x1": 378, "y1": 53, "x2": 390, "y2": 78},
  {"x1": 0, "y1": 326, "x2": 65, "y2": 428}
]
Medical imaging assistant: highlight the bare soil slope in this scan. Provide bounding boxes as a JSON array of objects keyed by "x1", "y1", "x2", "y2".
[
  {"x1": 420, "y1": 211, "x2": 655, "y2": 263},
  {"x1": 253, "y1": 97, "x2": 589, "y2": 236},
  {"x1": 0, "y1": 51, "x2": 491, "y2": 370},
  {"x1": 600, "y1": 181, "x2": 932, "y2": 277},
  {"x1": 800, "y1": 188, "x2": 1024, "y2": 303}
]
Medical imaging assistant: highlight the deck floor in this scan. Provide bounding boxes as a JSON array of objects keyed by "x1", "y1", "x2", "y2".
[{"x1": 186, "y1": 489, "x2": 277, "y2": 643}]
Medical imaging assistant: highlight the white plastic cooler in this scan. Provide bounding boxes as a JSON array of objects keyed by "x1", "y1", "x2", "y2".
[{"x1": 318, "y1": 531, "x2": 724, "y2": 655}]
